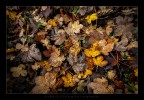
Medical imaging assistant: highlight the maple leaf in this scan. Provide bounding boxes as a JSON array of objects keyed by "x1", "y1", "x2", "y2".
[
  {"x1": 62, "y1": 72, "x2": 76, "y2": 87},
  {"x1": 10, "y1": 64, "x2": 27, "y2": 77},
  {"x1": 31, "y1": 62, "x2": 41, "y2": 70},
  {"x1": 48, "y1": 19, "x2": 57, "y2": 27},
  {"x1": 65, "y1": 20, "x2": 83, "y2": 35},
  {"x1": 115, "y1": 37, "x2": 128, "y2": 51},
  {"x1": 107, "y1": 70, "x2": 117, "y2": 80},
  {"x1": 88, "y1": 77, "x2": 114, "y2": 94},
  {"x1": 85, "y1": 13, "x2": 98, "y2": 24},
  {"x1": 53, "y1": 29, "x2": 66, "y2": 45},
  {"x1": 67, "y1": 53, "x2": 87, "y2": 74},
  {"x1": 48, "y1": 52, "x2": 65, "y2": 68},
  {"x1": 19, "y1": 44, "x2": 42, "y2": 63},
  {"x1": 30, "y1": 72, "x2": 56, "y2": 94},
  {"x1": 93, "y1": 56, "x2": 108, "y2": 67},
  {"x1": 41, "y1": 38, "x2": 51, "y2": 49},
  {"x1": 98, "y1": 39, "x2": 114, "y2": 55}
]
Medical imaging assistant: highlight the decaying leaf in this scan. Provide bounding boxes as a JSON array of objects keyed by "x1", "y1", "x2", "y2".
[
  {"x1": 10, "y1": 64, "x2": 27, "y2": 77},
  {"x1": 65, "y1": 20, "x2": 83, "y2": 35},
  {"x1": 107, "y1": 70, "x2": 117, "y2": 80},
  {"x1": 31, "y1": 62, "x2": 41, "y2": 70},
  {"x1": 88, "y1": 77, "x2": 114, "y2": 94},
  {"x1": 134, "y1": 67, "x2": 138, "y2": 77},
  {"x1": 30, "y1": 72, "x2": 56, "y2": 94},
  {"x1": 127, "y1": 41, "x2": 138, "y2": 50},
  {"x1": 48, "y1": 52, "x2": 65, "y2": 68},
  {"x1": 53, "y1": 29, "x2": 66, "y2": 45},
  {"x1": 114, "y1": 80, "x2": 124, "y2": 89},
  {"x1": 115, "y1": 37, "x2": 128, "y2": 51},
  {"x1": 18, "y1": 44, "x2": 42, "y2": 63},
  {"x1": 98, "y1": 39, "x2": 114, "y2": 55},
  {"x1": 77, "y1": 80, "x2": 87, "y2": 92},
  {"x1": 41, "y1": 38, "x2": 51, "y2": 49}
]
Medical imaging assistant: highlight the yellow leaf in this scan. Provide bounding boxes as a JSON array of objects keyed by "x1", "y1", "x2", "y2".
[
  {"x1": 91, "y1": 50, "x2": 101, "y2": 57},
  {"x1": 114, "y1": 38, "x2": 119, "y2": 43},
  {"x1": 93, "y1": 56, "x2": 108, "y2": 67},
  {"x1": 7, "y1": 10, "x2": 17, "y2": 20},
  {"x1": 62, "y1": 72, "x2": 75, "y2": 87},
  {"x1": 84, "y1": 49, "x2": 91, "y2": 57},
  {"x1": 85, "y1": 13, "x2": 98, "y2": 24},
  {"x1": 48, "y1": 19, "x2": 57, "y2": 27},
  {"x1": 78, "y1": 73, "x2": 84, "y2": 79},
  {"x1": 83, "y1": 69, "x2": 92, "y2": 79},
  {"x1": 6, "y1": 48, "x2": 16, "y2": 53},
  {"x1": 134, "y1": 67, "x2": 138, "y2": 77}
]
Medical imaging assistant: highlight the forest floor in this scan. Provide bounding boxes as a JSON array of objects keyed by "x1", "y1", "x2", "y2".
[{"x1": 6, "y1": 6, "x2": 138, "y2": 94}]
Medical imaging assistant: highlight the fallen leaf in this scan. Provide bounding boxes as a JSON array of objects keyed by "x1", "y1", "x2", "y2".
[
  {"x1": 134, "y1": 67, "x2": 138, "y2": 77},
  {"x1": 10, "y1": 64, "x2": 27, "y2": 77},
  {"x1": 93, "y1": 56, "x2": 108, "y2": 67},
  {"x1": 107, "y1": 70, "x2": 117, "y2": 80},
  {"x1": 62, "y1": 72, "x2": 76, "y2": 87},
  {"x1": 98, "y1": 39, "x2": 114, "y2": 55},
  {"x1": 115, "y1": 37, "x2": 128, "y2": 51},
  {"x1": 114, "y1": 80, "x2": 124, "y2": 89},
  {"x1": 88, "y1": 77, "x2": 114, "y2": 94}
]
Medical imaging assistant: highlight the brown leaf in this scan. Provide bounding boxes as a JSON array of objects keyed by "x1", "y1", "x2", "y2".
[
  {"x1": 35, "y1": 31, "x2": 47, "y2": 42},
  {"x1": 98, "y1": 39, "x2": 114, "y2": 55},
  {"x1": 114, "y1": 80, "x2": 124, "y2": 89},
  {"x1": 43, "y1": 49, "x2": 52, "y2": 57},
  {"x1": 86, "y1": 57, "x2": 94, "y2": 70},
  {"x1": 51, "y1": 45, "x2": 60, "y2": 56}
]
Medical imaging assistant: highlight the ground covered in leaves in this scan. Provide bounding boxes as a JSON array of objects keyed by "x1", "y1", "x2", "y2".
[{"x1": 6, "y1": 6, "x2": 138, "y2": 94}]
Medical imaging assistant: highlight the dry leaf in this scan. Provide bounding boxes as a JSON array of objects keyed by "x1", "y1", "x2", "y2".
[
  {"x1": 53, "y1": 29, "x2": 66, "y2": 45},
  {"x1": 134, "y1": 67, "x2": 138, "y2": 77},
  {"x1": 10, "y1": 64, "x2": 27, "y2": 77},
  {"x1": 98, "y1": 39, "x2": 114, "y2": 55},
  {"x1": 114, "y1": 80, "x2": 124, "y2": 89},
  {"x1": 115, "y1": 37, "x2": 128, "y2": 51},
  {"x1": 107, "y1": 70, "x2": 117, "y2": 80},
  {"x1": 32, "y1": 62, "x2": 41, "y2": 70},
  {"x1": 65, "y1": 20, "x2": 83, "y2": 35},
  {"x1": 88, "y1": 77, "x2": 114, "y2": 94},
  {"x1": 41, "y1": 38, "x2": 51, "y2": 49},
  {"x1": 48, "y1": 52, "x2": 65, "y2": 68}
]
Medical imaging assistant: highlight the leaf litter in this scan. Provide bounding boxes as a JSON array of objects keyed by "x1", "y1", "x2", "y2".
[{"x1": 6, "y1": 6, "x2": 138, "y2": 94}]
